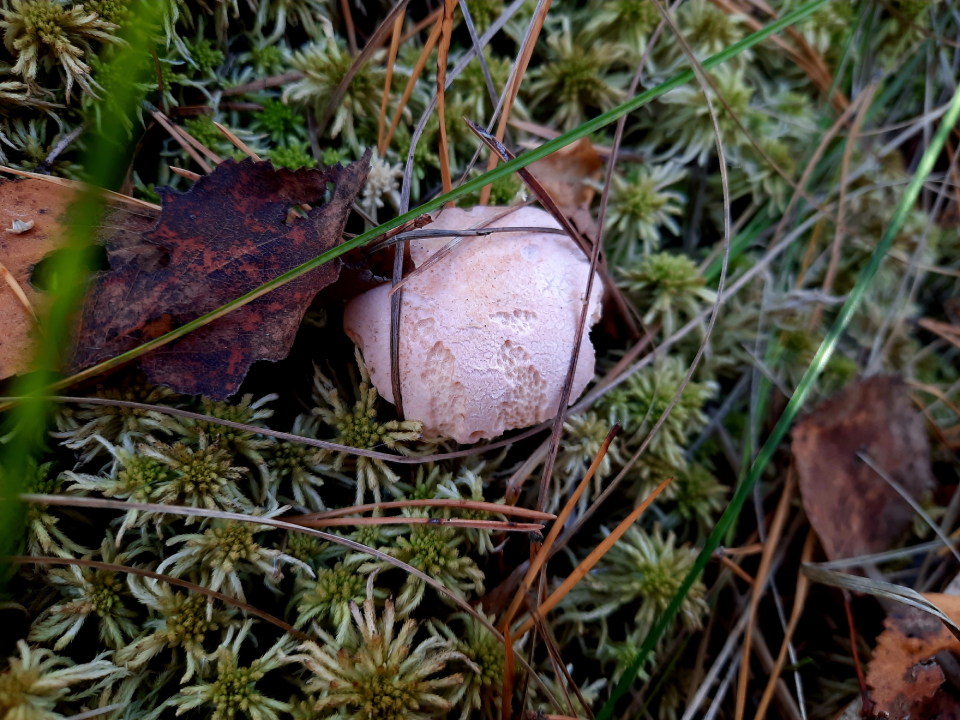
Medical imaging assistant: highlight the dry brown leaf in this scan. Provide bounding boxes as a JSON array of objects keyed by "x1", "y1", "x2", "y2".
[
  {"x1": 70, "y1": 155, "x2": 370, "y2": 398},
  {"x1": 0, "y1": 177, "x2": 157, "y2": 380},
  {"x1": 793, "y1": 375, "x2": 936, "y2": 560}
]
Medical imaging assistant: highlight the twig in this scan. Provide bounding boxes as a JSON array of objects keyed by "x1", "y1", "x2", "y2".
[{"x1": 221, "y1": 71, "x2": 304, "y2": 97}]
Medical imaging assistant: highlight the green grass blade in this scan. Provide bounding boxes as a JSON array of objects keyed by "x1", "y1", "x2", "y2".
[
  {"x1": 0, "y1": 7, "x2": 160, "y2": 569},
  {"x1": 24, "y1": 0, "x2": 831, "y2": 396},
  {"x1": 597, "y1": 81, "x2": 960, "y2": 720}
]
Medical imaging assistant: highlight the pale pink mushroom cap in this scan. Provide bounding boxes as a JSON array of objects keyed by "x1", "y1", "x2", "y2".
[{"x1": 343, "y1": 206, "x2": 603, "y2": 444}]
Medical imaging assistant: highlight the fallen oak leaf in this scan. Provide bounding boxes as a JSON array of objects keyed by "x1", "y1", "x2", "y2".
[{"x1": 70, "y1": 153, "x2": 370, "y2": 398}]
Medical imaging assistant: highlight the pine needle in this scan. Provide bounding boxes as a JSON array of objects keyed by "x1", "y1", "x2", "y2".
[
  {"x1": 736, "y1": 466, "x2": 796, "y2": 720},
  {"x1": 499, "y1": 424, "x2": 621, "y2": 633},
  {"x1": 512, "y1": 475, "x2": 673, "y2": 638},
  {"x1": 382, "y1": 14, "x2": 444, "y2": 153},
  {"x1": 436, "y1": 0, "x2": 458, "y2": 202},
  {"x1": 479, "y1": 0, "x2": 551, "y2": 205},
  {"x1": 377, "y1": 8, "x2": 405, "y2": 156}
]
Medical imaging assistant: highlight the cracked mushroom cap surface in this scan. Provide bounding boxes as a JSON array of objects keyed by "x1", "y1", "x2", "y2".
[{"x1": 343, "y1": 205, "x2": 603, "y2": 444}]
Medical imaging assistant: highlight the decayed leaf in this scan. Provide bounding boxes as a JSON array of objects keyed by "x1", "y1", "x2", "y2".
[
  {"x1": 71, "y1": 154, "x2": 370, "y2": 398},
  {"x1": 792, "y1": 375, "x2": 936, "y2": 560},
  {"x1": 867, "y1": 593, "x2": 960, "y2": 720},
  {"x1": 0, "y1": 178, "x2": 158, "y2": 380},
  {"x1": 528, "y1": 136, "x2": 604, "y2": 210}
]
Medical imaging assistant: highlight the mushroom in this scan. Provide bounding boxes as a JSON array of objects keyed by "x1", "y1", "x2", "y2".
[{"x1": 343, "y1": 205, "x2": 603, "y2": 444}]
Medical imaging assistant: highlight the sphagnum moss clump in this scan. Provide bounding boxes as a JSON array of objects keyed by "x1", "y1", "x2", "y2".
[
  {"x1": 307, "y1": 348, "x2": 424, "y2": 504},
  {"x1": 9, "y1": 3, "x2": 960, "y2": 719},
  {"x1": 294, "y1": 595, "x2": 463, "y2": 720}
]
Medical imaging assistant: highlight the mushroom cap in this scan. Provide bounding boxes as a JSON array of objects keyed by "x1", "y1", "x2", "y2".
[{"x1": 343, "y1": 205, "x2": 603, "y2": 444}]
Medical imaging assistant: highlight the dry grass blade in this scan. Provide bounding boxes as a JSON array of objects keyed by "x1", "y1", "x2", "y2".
[
  {"x1": 5, "y1": 555, "x2": 310, "y2": 641},
  {"x1": 736, "y1": 466, "x2": 797, "y2": 720},
  {"x1": 288, "y1": 498, "x2": 554, "y2": 523},
  {"x1": 718, "y1": 555, "x2": 756, "y2": 586},
  {"x1": 463, "y1": 118, "x2": 615, "y2": 514},
  {"x1": 535, "y1": 608, "x2": 595, "y2": 720},
  {"x1": 436, "y1": 0, "x2": 458, "y2": 201},
  {"x1": 150, "y1": 109, "x2": 213, "y2": 173},
  {"x1": 755, "y1": 530, "x2": 816, "y2": 720},
  {"x1": 0, "y1": 166, "x2": 161, "y2": 211},
  {"x1": 771, "y1": 90, "x2": 867, "y2": 247},
  {"x1": 377, "y1": 8, "x2": 405, "y2": 155},
  {"x1": 0, "y1": 259, "x2": 40, "y2": 328},
  {"x1": 464, "y1": 119, "x2": 592, "y2": 257},
  {"x1": 478, "y1": 0, "x2": 551, "y2": 205},
  {"x1": 919, "y1": 318, "x2": 960, "y2": 351},
  {"x1": 859, "y1": 451, "x2": 960, "y2": 564},
  {"x1": 382, "y1": 15, "x2": 443, "y2": 153},
  {"x1": 369, "y1": 222, "x2": 564, "y2": 252},
  {"x1": 556, "y1": 0, "x2": 735, "y2": 558},
  {"x1": 458, "y1": 0, "x2": 498, "y2": 109},
  {"x1": 339, "y1": 0, "x2": 357, "y2": 55},
  {"x1": 221, "y1": 71, "x2": 304, "y2": 97},
  {"x1": 3, "y1": 394, "x2": 553, "y2": 463},
  {"x1": 842, "y1": 590, "x2": 872, "y2": 714},
  {"x1": 387, "y1": 204, "x2": 525, "y2": 296},
  {"x1": 810, "y1": 82, "x2": 878, "y2": 328},
  {"x1": 284, "y1": 516, "x2": 542, "y2": 531},
  {"x1": 512, "y1": 476, "x2": 673, "y2": 638},
  {"x1": 214, "y1": 121, "x2": 261, "y2": 160},
  {"x1": 499, "y1": 424, "x2": 621, "y2": 633},
  {"x1": 318, "y1": 0, "x2": 414, "y2": 138}
]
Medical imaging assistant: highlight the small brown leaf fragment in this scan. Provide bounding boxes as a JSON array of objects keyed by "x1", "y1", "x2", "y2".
[
  {"x1": 528, "y1": 137, "x2": 603, "y2": 210},
  {"x1": 867, "y1": 604, "x2": 960, "y2": 720},
  {"x1": 793, "y1": 375, "x2": 935, "y2": 561},
  {"x1": 70, "y1": 154, "x2": 370, "y2": 398}
]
